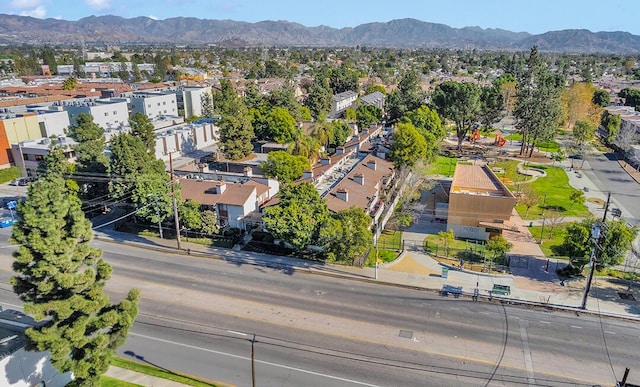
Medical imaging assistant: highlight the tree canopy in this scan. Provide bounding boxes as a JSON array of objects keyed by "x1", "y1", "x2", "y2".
[
  {"x1": 262, "y1": 182, "x2": 329, "y2": 249},
  {"x1": 11, "y1": 176, "x2": 139, "y2": 387},
  {"x1": 260, "y1": 150, "x2": 310, "y2": 183},
  {"x1": 320, "y1": 207, "x2": 372, "y2": 263},
  {"x1": 557, "y1": 219, "x2": 638, "y2": 270},
  {"x1": 389, "y1": 122, "x2": 428, "y2": 168},
  {"x1": 431, "y1": 81, "x2": 482, "y2": 150}
]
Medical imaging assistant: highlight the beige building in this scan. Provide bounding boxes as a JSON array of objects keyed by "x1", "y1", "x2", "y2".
[{"x1": 447, "y1": 164, "x2": 517, "y2": 241}]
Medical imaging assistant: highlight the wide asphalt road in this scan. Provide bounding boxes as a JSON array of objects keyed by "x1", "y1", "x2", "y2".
[
  {"x1": 585, "y1": 151, "x2": 640, "y2": 226},
  {"x1": 1, "y1": 233, "x2": 639, "y2": 386}
]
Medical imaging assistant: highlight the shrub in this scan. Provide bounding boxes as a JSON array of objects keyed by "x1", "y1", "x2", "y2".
[
  {"x1": 557, "y1": 265, "x2": 582, "y2": 278},
  {"x1": 251, "y1": 231, "x2": 274, "y2": 243}
]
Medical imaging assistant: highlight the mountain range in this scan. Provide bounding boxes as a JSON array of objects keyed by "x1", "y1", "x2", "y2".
[{"x1": 1, "y1": 14, "x2": 640, "y2": 53}]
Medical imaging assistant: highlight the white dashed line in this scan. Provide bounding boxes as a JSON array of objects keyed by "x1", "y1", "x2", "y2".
[
  {"x1": 570, "y1": 325, "x2": 582, "y2": 329},
  {"x1": 539, "y1": 321, "x2": 550, "y2": 324},
  {"x1": 604, "y1": 331, "x2": 616, "y2": 335}
]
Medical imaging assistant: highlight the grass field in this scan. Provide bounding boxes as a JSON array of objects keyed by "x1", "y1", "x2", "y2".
[
  {"x1": 528, "y1": 224, "x2": 569, "y2": 258},
  {"x1": 514, "y1": 165, "x2": 590, "y2": 220},
  {"x1": 101, "y1": 377, "x2": 143, "y2": 387},
  {"x1": 424, "y1": 155, "x2": 458, "y2": 176},
  {"x1": 367, "y1": 229, "x2": 403, "y2": 265}
]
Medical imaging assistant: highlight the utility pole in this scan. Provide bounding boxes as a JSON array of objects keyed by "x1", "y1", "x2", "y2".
[
  {"x1": 169, "y1": 152, "x2": 182, "y2": 250},
  {"x1": 602, "y1": 192, "x2": 611, "y2": 222},
  {"x1": 581, "y1": 224, "x2": 601, "y2": 310}
]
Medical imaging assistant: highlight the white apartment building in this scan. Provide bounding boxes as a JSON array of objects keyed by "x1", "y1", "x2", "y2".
[
  {"x1": 180, "y1": 86, "x2": 212, "y2": 119},
  {"x1": 63, "y1": 98, "x2": 129, "y2": 131},
  {"x1": 11, "y1": 136, "x2": 77, "y2": 177},
  {"x1": 128, "y1": 91, "x2": 178, "y2": 120},
  {"x1": 330, "y1": 90, "x2": 358, "y2": 118},
  {"x1": 154, "y1": 121, "x2": 220, "y2": 162}
]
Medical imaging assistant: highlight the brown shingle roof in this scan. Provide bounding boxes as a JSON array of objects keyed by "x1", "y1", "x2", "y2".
[
  {"x1": 325, "y1": 154, "x2": 394, "y2": 213},
  {"x1": 179, "y1": 178, "x2": 261, "y2": 207}
]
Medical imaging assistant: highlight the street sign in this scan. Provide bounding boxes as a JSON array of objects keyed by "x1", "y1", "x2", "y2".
[{"x1": 6, "y1": 201, "x2": 17, "y2": 210}]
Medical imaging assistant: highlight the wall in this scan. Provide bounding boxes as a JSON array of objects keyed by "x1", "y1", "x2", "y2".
[{"x1": 130, "y1": 93, "x2": 178, "y2": 119}]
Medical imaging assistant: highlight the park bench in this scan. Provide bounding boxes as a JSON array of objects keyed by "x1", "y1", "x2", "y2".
[
  {"x1": 441, "y1": 285, "x2": 463, "y2": 298},
  {"x1": 491, "y1": 284, "x2": 511, "y2": 296}
]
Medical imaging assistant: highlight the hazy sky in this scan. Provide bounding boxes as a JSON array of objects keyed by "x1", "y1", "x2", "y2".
[{"x1": 2, "y1": 0, "x2": 637, "y2": 35}]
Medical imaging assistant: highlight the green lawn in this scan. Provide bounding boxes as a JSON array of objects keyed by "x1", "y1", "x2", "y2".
[
  {"x1": 515, "y1": 165, "x2": 590, "y2": 220},
  {"x1": 537, "y1": 140, "x2": 561, "y2": 153},
  {"x1": 424, "y1": 155, "x2": 458, "y2": 177},
  {"x1": 111, "y1": 357, "x2": 219, "y2": 387},
  {"x1": 367, "y1": 229, "x2": 403, "y2": 265},
  {"x1": 528, "y1": 224, "x2": 569, "y2": 258},
  {"x1": 101, "y1": 377, "x2": 143, "y2": 387}
]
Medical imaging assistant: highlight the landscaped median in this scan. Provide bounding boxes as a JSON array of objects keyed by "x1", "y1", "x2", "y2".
[{"x1": 102, "y1": 357, "x2": 220, "y2": 387}]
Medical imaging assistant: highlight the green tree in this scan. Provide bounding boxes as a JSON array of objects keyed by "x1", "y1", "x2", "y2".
[
  {"x1": 432, "y1": 81, "x2": 482, "y2": 150},
  {"x1": 364, "y1": 84, "x2": 386, "y2": 95},
  {"x1": 437, "y1": 229, "x2": 455, "y2": 257},
  {"x1": 329, "y1": 65, "x2": 358, "y2": 94},
  {"x1": 131, "y1": 61, "x2": 142, "y2": 82},
  {"x1": 486, "y1": 234, "x2": 513, "y2": 259},
  {"x1": 569, "y1": 190, "x2": 585, "y2": 209},
  {"x1": 62, "y1": 76, "x2": 77, "y2": 90},
  {"x1": 327, "y1": 121, "x2": 351, "y2": 146},
  {"x1": 179, "y1": 199, "x2": 202, "y2": 232},
  {"x1": 402, "y1": 105, "x2": 445, "y2": 140},
  {"x1": 129, "y1": 112, "x2": 156, "y2": 153},
  {"x1": 572, "y1": 119, "x2": 595, "y2": 148},
  {"x1": 118, "y1": 58, "x2": 129, "y2": 82},
  {"x1": 600, "y1": 111, "x2": 621, "y2": 144},
  {"x1": 389, "y1": 122, "x2": 428, "y2": 168},
  {"x1": 69, "y1": 114, "x2": 110, "y2": 202},
  {"x1": 109, "y1": 133, "x2": 172, "y2": 223},
  {"x1": 320, "y1": 207, "x2": 373, "y2": 263},
  {"x1": 262, "y1": 182, "x2": 329, "y2": 249},
  {"x1": 260, "y1": 151, "x2": 309, "y2": 183},
  {"x1": 592, "y1": 89, "x2": 610, "y2": 107},
  {"x1": 267, "y1": 107, "x2": 300, "y2": 143},
  {"x1": 344, "y1": 107, "x2": 357, "y2": 123},
  {"x1": 514, "y1": 46, "x2": 564, "y2": 157},
  {"x1": 386, "y1": 71, "x2": 425, "y2": 123},
  {"x1": 215, "y1": 80, "x2": 255, "y2": 160},
  {"x1": 559, "y1": 219, "x2": 638, "y2": 270},
  {"x1": 479, "y1": 85, "x2": 505, "y2": 129},
  {"x1": 200, "y1": 210, "x2": 219, "y2": 235},
  {"x1": 620, "y1": 88, "x2": 640, "y2": 107},
  {"x1": 11, "y1": 176, "x2": 139, "y2": 387},
  {"x1": 200, "y1": 91, "x2": 214, "y2": 119},
  {"x1": 356, "y1": 104, "x2": 383, "y2": 129},
  {"x1": 305, "y1": 77, "x2": 333, "y2": 120}
]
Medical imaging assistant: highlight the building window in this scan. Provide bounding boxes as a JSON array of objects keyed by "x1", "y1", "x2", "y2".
[
  {"x1": 104, "y1": 112, "x2": 109, "y2": 116},
  {"x1": 34, "y1": 154, "x2": 44, "y2": 161},
  {"x1": 163, "y1": 101, "x2": 166, "y2": 105},
  {"x1": 113, "y1": 111, "x2": 117, "y2": 115},
  {"x1": 147, "y1": 104, "x2": 151, "y2": 108}
]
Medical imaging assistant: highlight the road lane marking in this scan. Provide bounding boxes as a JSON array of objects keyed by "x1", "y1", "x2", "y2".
[
  {"x1": 570, "y1": 325, "x2": 582, "y2": 329},
  {"x1": 539, "y1": 321, "x2": 550, "y2": 324},
  {"x1": 519, "y1": 320, "x2": 536, "y2": 385},
  {"x1": 604, "y1": 331, "x2": 616, "y2": 335},
  {"x1": 227, "y1": 330, "x2": 248, "y2": 336},
  {"x1": 130, "y1": 332, "x2": 381, "y2": 386}
]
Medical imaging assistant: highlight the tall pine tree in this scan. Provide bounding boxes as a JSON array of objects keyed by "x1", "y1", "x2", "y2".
[{"x1": 11, "y1": 158, "x2": 139, "y2": 386}]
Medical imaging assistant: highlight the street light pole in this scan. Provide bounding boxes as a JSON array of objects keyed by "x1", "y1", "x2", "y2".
[
  {"x1": 581, "y1": 225, "x2": 601, "y2": 310},
  {"x1": 169, "y1": 152, "x2": 182, "y2": 250}
]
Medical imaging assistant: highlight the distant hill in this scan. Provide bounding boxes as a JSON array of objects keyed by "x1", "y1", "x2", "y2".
[{"x1": 0, "y1": 14, "x2": 639, "y2": 53}]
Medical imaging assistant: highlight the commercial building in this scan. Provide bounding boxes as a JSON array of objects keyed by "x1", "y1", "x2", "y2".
[
  {"x1": 11, "y1": 136, "x2": 77, "y2": 177},
  {"x1": 63, "y1": 98, "x2": 129, "y2": 131},
  {"x1": 446, "y1": 164, "x2": 517, "y2": 241},
  {"x1": 153, "y1": 120, "x2": 220, "y2": 162},
  {"x1": 127, "y1": 91, "x2": 178, "y2": 120},
  {"x1": 180, "y1": 86, "x2": 212, "y2": 119}
]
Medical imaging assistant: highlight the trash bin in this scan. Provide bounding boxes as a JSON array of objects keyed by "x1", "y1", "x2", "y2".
[
  {"x1": 441, "y1": 267, "x2": 449, "y2": 279},
  {"x1": 529, "y1": 221, "x2": 533, "y2": 227}
]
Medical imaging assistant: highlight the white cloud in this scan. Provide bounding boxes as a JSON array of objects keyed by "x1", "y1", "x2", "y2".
[
  {"x1": 85, "y1": 0, "x2": 111, "y2": 10},
  {"x1": 10, "y1": 0, "x2": 42, "y2": 9},
  {"x1": 148, "y1": 15, "x2": 158, "y2": 20},
  {"x1": 19, "y1": 5, "x2": 46, "y2": 18}
]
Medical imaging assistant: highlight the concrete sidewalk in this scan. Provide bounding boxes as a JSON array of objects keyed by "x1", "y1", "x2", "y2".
[{"x1": 105, "y1": 366, "x2": 191, "y2": 386}]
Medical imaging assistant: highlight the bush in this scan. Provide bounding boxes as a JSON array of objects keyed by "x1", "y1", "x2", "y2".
[
  {"x1": 251, "y1": 231, "x2": 274, "y2": 243},
  {"x1": 456, "y1": 250, "x2": 483, "y2": 263},
  {"x1": 557, "y1": 264, "x2": 582, "y2": 278}
]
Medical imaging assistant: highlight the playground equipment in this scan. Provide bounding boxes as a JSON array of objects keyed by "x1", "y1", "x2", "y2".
[
  {"x1": 469, "y1": 128, "x2": 481, "y2": 142},
  {"x1": 492, "y1": 129, "x2": 507, "y2": 146}
]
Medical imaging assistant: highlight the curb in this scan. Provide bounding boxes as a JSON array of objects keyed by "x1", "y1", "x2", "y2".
[{"x1": 95, "y1": 234, "x2": 640, "y2": 323}]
